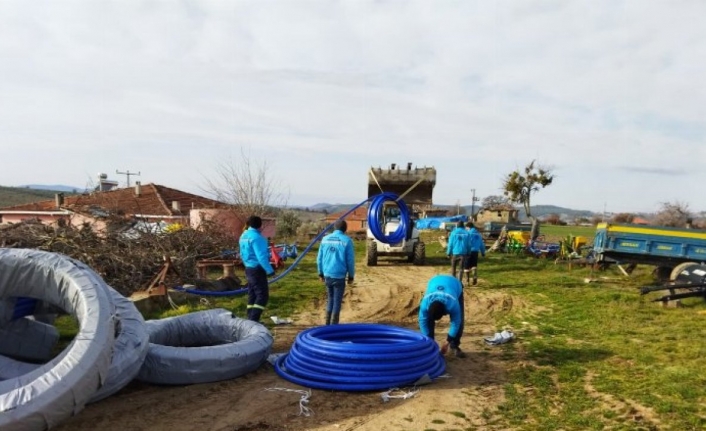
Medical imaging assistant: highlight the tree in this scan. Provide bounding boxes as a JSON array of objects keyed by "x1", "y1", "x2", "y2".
[
  {"x1": 612, "y1": 213, "x2": 635, "y2": 223},
  {"x1": 480, "y1": 195, "x2": 511, "y2": 209},
  {"x1": 653, "y1": 201, "x2": 691, "y2": 227},
  {"x1": 277, "y1": 210, "x2": 302, "y2": 239},
  {"x1": 590, "y1": 215, "x2": 603, "y2": 226},
  {"x1": 545, "y1": 213, "x2": 562, "y2": 225},
  {"x1": 502, "y1": 160, "x2": 554, "y2": 240},
  {"x1": 201, "y1": 148, "x2": 288, "y2": 221}
]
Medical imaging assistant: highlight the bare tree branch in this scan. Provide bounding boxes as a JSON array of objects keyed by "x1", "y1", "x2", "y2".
[{"x1": 200, "y1": 148, "x2": 289, "y2": 220}]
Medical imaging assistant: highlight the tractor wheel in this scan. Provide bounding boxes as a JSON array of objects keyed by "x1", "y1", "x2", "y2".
[
  {"x1": 412, "y1": 242, "x2": 426, "y2": 266},
  {"x1": 366, "y1": 241, "x2": 378, "y2": 266},
  {"x1": 407, "y1": 251, "x2": 415, "y2": 263}
]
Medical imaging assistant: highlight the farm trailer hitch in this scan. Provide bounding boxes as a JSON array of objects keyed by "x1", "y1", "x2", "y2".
[{"x1": 640, "y1": 281, "x2": 706, "y2": 302}]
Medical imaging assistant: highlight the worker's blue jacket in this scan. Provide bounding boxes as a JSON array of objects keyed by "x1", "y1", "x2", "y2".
[
  {"x1": 239, "y1": 227, "x2": 275, "y2": 275},
  {"x1": 317, "y1": 230, "x2": 355, "y2": 280},
  {"x1": 469, "y1": 228, "x2": 486, "y2": 255},
  {"x1": 446, "y1": 226, "x2": 471, "y2": 256},
  {"x1": 418, "y1": 274, "x2": 463, "y2": 339}
]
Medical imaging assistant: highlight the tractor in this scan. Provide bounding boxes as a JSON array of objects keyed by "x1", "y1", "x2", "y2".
[{"x1": 365, "y1": 163, "x2": 436, "y2": 266}]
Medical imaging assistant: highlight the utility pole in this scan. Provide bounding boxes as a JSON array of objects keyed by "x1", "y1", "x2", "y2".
[
  {"x1": 116, "y1": 169, "x2": 141, "y2": 187},
  {"x1": 470, "y1": 189, "x2": 479, "y2": 221}
]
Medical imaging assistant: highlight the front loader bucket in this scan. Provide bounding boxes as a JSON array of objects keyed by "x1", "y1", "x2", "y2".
[{"x1": 368, "y1": 164, "x2": 436, "y2": 206}]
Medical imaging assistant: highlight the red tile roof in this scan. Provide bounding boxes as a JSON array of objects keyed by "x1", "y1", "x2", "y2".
[{"x1": 0, "y1": 184, "x2": 227, "y2": 216}]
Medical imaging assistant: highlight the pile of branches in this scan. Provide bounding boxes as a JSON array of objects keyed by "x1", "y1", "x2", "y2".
[{"x1": 0, "y1": 219, "x2": 235, "y2": 297}]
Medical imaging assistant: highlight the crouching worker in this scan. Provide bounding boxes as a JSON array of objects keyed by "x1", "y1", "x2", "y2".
[{"x1": 418, "y1": 274, "x2": 466, "y2": 358}]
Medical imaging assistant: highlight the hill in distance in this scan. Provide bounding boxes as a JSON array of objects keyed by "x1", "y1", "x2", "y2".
[
  {"x1": 0, "y1": 185, "x2": 79, "y2": 208},
  {"x1": 21, "y1": 184, "x2": 84, "y2": 193}
]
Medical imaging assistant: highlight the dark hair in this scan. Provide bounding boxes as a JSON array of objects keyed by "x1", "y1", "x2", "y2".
[
  {"x1": 246, "y1": 215, "x2": 262, "y2": 229},
  {"x1": 333, "y1": 220, "x2": 347, "y2": 233},
  {"x1": 429, "y1": 301, "x2": 446, "y2": 321},
  {"x1": 466, "y1": 222, "x2": 474, "y2": 229},
  {"x1": 457, "y1": 221, "x2": 465, "y2": 228}
]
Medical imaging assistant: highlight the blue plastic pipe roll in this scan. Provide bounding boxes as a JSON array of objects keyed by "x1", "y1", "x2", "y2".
[{"x1": 274, "y1": 323, "x2": 445, "y2": 391}]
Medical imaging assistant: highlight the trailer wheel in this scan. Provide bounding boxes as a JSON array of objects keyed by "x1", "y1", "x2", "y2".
[
  {"x1": 412, "y1": 242, "x2": 425, "y2": 266},
  {"x1": 366, "y1": 241, "x2": 378, "y2": 266},
  {"x1": 670, "y1": 262, "x2": 696, "y2": 281}
]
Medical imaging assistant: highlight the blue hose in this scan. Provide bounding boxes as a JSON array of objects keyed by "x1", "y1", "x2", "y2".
[
  {"x1": 172, "y1": 192, "x2": 411, "y2": 297},
  {"x1": 274, "y1": 323, "x2": 445, "y2": 391},
  {"x1": 366, "y1": 192, "x2": 410, "y2": 245}
]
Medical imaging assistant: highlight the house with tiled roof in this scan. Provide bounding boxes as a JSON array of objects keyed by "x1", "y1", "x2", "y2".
[
  {"x1": 0, "y1": 182, "x2": 277, "y2": 238},
  {"x1": 324, "y1": 206, "x2": 369, "y2": 233}
]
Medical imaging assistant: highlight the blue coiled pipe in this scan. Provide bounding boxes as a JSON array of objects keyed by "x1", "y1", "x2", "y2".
[
  {"x1": 274, "y1": 323, "x2": 445, "y2": 391},
  {"x1": 172, "y1": 193, "x2": 411, "y2": 297},
  {"x1": 366, "y1": 192, "x2": 410, "y2": 245}
]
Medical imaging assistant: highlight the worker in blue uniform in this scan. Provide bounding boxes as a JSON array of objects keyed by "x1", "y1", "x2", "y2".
[
  {"x1": 446, "y1": 221, "x2": 471, "y2": 282},
  {"x1": 418, "y1": 274, "x2": 466, "y2": 358},
  {"x1": 463, "y1": 222, "x2": 486, "y2": 285},
  {"x1": 317, "y1": 220, "x2": 355, "y2": 325},
  {"x1": 239, "y1": 215, "x2": 275, "y2": 322}
]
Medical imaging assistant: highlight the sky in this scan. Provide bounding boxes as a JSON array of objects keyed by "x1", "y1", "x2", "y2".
[{"x1": 0, "y1": 1, "x2": 704, "y2": 214}]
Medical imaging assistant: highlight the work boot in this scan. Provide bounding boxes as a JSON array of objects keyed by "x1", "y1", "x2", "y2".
[
  {"x1": 471, "y1": 268, "x2": 478, "y2": 286},
  {"x1": 451, "y1": 347, "x2": 467, "y2": 358},
  {"x1": 249, "y1": 308, "x2": 263, "y2": 323},
  {"x1": 325, "y1": 312, "x2": 332, "y2": 325},
  {"x1": 331, "y1": 313, "x2": 340, "y2": 324}
]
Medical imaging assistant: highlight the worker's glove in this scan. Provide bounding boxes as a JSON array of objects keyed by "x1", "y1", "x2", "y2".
[
  {"x1": 347, "y1": 277, "x2": 354, "y2": 285},
  {"x1": 319, "y1": 274, "x2": 325, "y2": 283},
  {"x1": 440, "y1": 341, "x2": 450, "y2": 355}
]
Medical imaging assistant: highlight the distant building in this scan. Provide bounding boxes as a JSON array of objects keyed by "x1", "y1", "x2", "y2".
[
  {"x1": 0, "y1": 182, "x2": 276, "y2": 238},
  {"x1": 323, "y1": 207, "x2": 368, "y2": 232},
  {"x1": 631, "y1": 217, "x2": 650, "y2": 225},
  {"x1": 421, "y1": 207, "x2": 449, "y2": 218},
  {"x1": 475, "y1": 204, "x2": 520, "y2": 224}
]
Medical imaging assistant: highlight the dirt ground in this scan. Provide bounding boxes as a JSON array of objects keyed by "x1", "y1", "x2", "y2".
[{"x1": 56, "y1": 263, "x2": 525, "y2": 431}]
